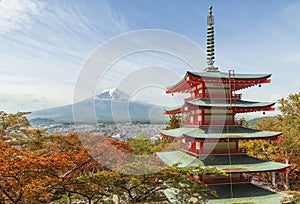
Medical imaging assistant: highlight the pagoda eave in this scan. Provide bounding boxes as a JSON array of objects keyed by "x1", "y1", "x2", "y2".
[
  {"x1": 159, "y1": 133, "x2": 183, "y2": 140},
  {"x1": 184, "y1": 135, "x2": 283, "y2": 141},
  {"x1": 166, "y1": 72, "x2": 272, "y2": 94},
  {"x1": 235, "y1": 106, "x2": 275, "y2": 113},
  {"x1": 160, "y1": 133, "x2": 282, "y2": 142},
  {"x1": 186, "y1": 100, "x2": 275, "y2": 109},
  {"x1": 164, "y1": 183, "x2": 290, "y2": 204},
  {"x1": 164, "y1": 101, "x2": 275, "y2": 115},
  {"x1": 160, "y1": 127, "x2": 282, "y2": 140},
  {"x1": 156, "y1": 151, "x2": 290, "y2": 173}
]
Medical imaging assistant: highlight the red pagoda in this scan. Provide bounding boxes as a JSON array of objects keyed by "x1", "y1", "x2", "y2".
[{"x1": 157, "y1": 6, "x2": 290, "y2": 204}]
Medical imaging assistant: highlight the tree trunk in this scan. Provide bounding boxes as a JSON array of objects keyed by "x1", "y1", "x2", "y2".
[
  {"x1": 112, "y1": 194, "x2": 119, "y2": 204},
  {"x1": 272, "y1": 172, "x2": 276, "y2": 187},
  {"x1": 285, "y1": 157, "x2": 290, "y2": 190},
  {"x1": 67, "y1": 192, "x2": 72, "y2": 204}
]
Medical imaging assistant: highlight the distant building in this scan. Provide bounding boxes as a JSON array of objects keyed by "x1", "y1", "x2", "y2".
[{"x1": 156, "y1": 6, "x2": 290, "y2": 204}]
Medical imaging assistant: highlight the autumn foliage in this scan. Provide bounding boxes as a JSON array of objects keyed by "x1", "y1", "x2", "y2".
[
  {"x1": 240, "y1": 92, "x2": 300, "y2": 192},
  {"x1": 0, "y1": 111, "x2": 221, "y2": 204}
]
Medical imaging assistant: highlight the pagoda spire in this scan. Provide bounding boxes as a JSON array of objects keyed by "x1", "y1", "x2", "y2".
[{"x1": 204, "y1": 6, "x2": 219, "y2": 72}]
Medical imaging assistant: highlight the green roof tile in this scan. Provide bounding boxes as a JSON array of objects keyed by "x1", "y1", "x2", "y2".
[
  {"x1": 167, "y1": 71, "x2": 271, "y2": 91},
  {"x1": 188, "y1": 71, "x2": 271, "y2": 80},
  {"x1": 164, "y1": 105, "x2": 183, "y2": 112},
  {"x1": 186, "y1": 99, "x2": 275, "y2": 108},
  {"x1": 156, "y1": 151, "x2": 289, "y2": 173},
  {"x1": 202, "y1": 155, "x2": 289, "y2": 172},
  {"x1": 156, "y1": 151, "x2": 202, "y2": 168},
  {"x1": 161, "y1": 126, "x2": 282, "y2": 139},
  {"x1": 164, "y1": 183, "x2": 286, "y2": 204},
  {"x1": 164, "y1": 99, "x2": 275, "y2": 112},
  {"x1": 208, "y1": 183, "x2": 286, "y2": 204}
]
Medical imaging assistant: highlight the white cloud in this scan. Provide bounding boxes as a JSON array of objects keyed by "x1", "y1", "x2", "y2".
[
  {"x1": 0, "y1": 0, "x2": 44, "y2": 33},
  {"x1": 0, "y1": 93, "x2": 49, "y2": 113}
]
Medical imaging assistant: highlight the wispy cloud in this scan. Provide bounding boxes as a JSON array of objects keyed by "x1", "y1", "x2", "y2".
[
  {"x1": 0, "y1": 0, "x2": 44, "y2": 33},
  {"x1": 0, "y1": 93, "x2": 49, "y2": 113},
  {"x1": 0, "y1": 0, "x2": 131, "y2": 112}
]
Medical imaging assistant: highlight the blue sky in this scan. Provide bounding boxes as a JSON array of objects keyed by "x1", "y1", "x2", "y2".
[{"x1": 0, "y1": 0, "x2": 299, "y2": 117}]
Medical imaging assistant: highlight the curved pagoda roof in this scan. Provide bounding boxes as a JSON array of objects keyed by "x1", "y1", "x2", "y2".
[
  {"x1": 164, "y1": 99, "x2": 275, "y2": 114},
  {"x1": 156, "y1": 151, "x2": 289, "y2": 173},
  {"x1": 187, "y1": 99, "x2": 275, "y2": 109},
  {"x1": 208, "y1": 184, "x2": 287, "y2": 204},
  {"x1": 164, "y1": 183, "x2": 288, "y2": 204},
  {"x1": 166, "y1": 71, "x2": 271, "y2": 93},
  {"x1": 188, "y1": 71, "x2": 271, "y2": 80},
  {"x1": 160, "y1": 126, "x2": 282, "y2": 140}
]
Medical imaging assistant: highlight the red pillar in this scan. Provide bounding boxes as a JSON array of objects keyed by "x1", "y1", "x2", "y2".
[
  {"x1": 201, "y1": 108, "x2": 205, "y2": 126},
  {"x1": 202, "y1": 82, "x2": 205, "y2": 98},
  {"x1": 200, "y1": 141, "x2": 203, "y2": 154}
]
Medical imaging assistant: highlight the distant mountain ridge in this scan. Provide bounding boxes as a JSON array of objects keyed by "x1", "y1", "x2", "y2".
[{"x1": 29, "y1": 88, "x2": 166, "y2": 123}]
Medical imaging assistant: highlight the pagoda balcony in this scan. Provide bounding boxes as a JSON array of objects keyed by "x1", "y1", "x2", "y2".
[
  {"x1": 186, "y1": 121, "x2": 236, "y2": 127},
  {"x1": 189, "y1": 174, "x2": 251, "y2": 184},
  {"x1": 202, "y1": 176, "x2": 250, "y2": 184},
  {"x1": 200, "y1": 148, "x2": 247, "y2": 155},
  {"x1": 184, "y1": 94, "x2": 242, "y2": 101},
  {"x1": 201, "y1": 93, "x2": 242, "y2": 99},
  {"x1": 181, "y1": 146, "x2": 247, "y2": 155}
]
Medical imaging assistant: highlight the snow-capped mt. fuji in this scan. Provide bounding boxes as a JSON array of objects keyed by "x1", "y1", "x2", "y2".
[
  {"x1": 30, "y1": 88, "x2": 166, "y2": 123},
  {"x1": 95, "y1": 88, "x2": 129, "y2": 101}
]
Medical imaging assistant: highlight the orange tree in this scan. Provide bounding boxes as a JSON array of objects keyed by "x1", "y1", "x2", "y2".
[
  {"x1": 240, "y1": 92, "x2": 300, "y2": 191},
  {"x1": 0, "y1": 111, "x2": 54, "y2": 203},
  {"x1": 0, "y1": 110, "x2": 135, "y2": 204},
  {"x1": 0, "y1": 110, "x2": 224, "y2": 203},
  {"x1": 45, "y1": 132, "x2": 134, "y2": 204}
]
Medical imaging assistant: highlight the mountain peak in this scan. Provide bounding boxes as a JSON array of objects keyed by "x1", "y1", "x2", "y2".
[
  {"x1": 95, "y1": 88, "x2": 129, "y2": 101},
  {"x1": 105, "y1": 88, "x2": 117, "y2": 96}
]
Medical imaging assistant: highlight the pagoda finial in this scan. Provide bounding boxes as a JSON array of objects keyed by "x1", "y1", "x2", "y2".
[{"x1": 204, "y1": 6, "x2": 219, "y2": 72}]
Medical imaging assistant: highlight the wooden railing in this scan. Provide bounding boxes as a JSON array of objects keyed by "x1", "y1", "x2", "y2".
[
  {"x1": 184, "y1": 93, "x2": 242, "y2": 101},
  {"x1": 180, "y1": 146, "x2": 247, "y2": 155}
]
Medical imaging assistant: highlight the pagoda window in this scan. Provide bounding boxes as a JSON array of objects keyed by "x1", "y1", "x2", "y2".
[
  {"x1": 195, "y1": 142, "x2": 201, "y2": 150},
  {"x1": 204, "y1": 88, "x2": 229, "y2": 98},
  {"x1": 190, "y1": 115, "x2": 194, "y2": 123},
  {"x1": 182, "y1": 113, "x2": 189, "y2": 124},
  {"x1": 202, "y1": 142, "x2": 237, "y2": 154},
  {"x1": 197, "y1": 115, "x2": 202, "y2": 123}
]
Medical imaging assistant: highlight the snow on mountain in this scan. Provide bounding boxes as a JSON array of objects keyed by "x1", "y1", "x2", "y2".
[{"x1": 94, "y1": 88, "x2": 129, "y2": 101}]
